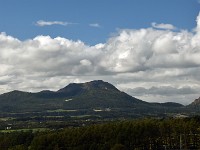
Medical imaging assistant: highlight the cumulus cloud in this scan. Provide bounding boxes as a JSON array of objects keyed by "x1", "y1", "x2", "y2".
[
  {"x1": 89, "y1": 23, "x2": 101, "y2": 28},
  {"x1": 0, "y1": 13, "x2": 200, "y2": 104},
  {"x1": 36, "y1": 20, "x2": 75, "y2": 26},
  {"x1": 151, "y1": 22, "x2": 176, "y2": 30},
  {"x1": 196, "y1": 12, "x2": 200, "y2": 31}
]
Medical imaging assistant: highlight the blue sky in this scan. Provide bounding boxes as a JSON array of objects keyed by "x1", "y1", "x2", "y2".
[
  {"x1": 0, "y1": 0, "x2": 199, "y2": 45},
  {"x1": 0, "y1": 0, "x2": 200, "y2": 104}
]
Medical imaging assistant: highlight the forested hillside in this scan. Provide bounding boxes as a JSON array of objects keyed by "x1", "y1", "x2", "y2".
[{"x1": 1, "y1": 117, "x2": 200, "y2": 150}]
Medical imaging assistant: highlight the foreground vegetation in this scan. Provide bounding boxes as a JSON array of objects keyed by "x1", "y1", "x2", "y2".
[{"x1": 1, "y1": 117, "x2": 200, "y2": 150}]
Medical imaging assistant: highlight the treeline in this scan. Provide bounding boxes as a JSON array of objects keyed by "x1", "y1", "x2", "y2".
[{"x1": 1, "y1": 117, "x2": 200, "y2": 150}]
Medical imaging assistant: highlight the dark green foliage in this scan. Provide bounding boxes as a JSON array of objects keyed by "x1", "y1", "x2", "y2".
[
  {"x1": 111, "y1": 144, "x2": 127, "y2": 150},
  {"x1": 0, "y1": 131, "x2": 34, "y2": 150},
  {"x1": 28, "y1": 118, "x2": 200, "y2": 150},
  {"x1": 1, "y1": 118, "x2": 200, "y2": 149}
]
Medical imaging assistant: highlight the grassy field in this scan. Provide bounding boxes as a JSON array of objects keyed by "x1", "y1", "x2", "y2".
[
  {"x1": 0, "y1": 117, "x2": 14, "y2": 121},
  {"x1": 47, "y1": 109, "x2": 77, "y2": 112},
  {"x1": 0, "y1": 128, "x2": 48, "y2": 133}
]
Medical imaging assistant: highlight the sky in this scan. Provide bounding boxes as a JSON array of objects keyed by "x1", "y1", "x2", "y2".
[{"x1": 0, "y1": 0, "x2": 200, "y2": 105}]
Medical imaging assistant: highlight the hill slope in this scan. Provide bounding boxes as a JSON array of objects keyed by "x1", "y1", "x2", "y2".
[
  {"x1": 189, "y1": 97, "x2": 200, "y2": 106},
  {"x1": 0, "y1": 80, "x2": 150, "y2": 113}
]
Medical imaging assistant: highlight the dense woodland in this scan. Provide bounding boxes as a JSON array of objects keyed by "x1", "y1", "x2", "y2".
[{"x1": 1, "y1": 117, "x2": 200, "y2": 150}]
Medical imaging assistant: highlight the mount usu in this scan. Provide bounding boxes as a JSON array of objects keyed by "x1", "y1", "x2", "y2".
[{"x1": 0, "y1": 80, "x2": 199, "y2": 117}]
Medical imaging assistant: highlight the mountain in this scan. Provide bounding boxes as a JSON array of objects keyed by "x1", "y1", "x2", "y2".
[
  {"x1": 57, "y1": 80, "x2": 148, "y2": 109},
  {"x1": 35, "y1": 80, "x2": 120, "y2": 99},
  {"x1": 0, "y1": 80, "x2": 144, "y2": 112},
  {"x1": 0, "y1": 80, "x2": 184, "y2": 116},
  {"x1": 189, "y1": 97, "x2": 200, "y2": 106},
  {"x1": 186, "y1": 97, "x2": 200, "y2": 112},
  {"x1": 152, "y1": 102, "x2": 184, "y2": 107}
]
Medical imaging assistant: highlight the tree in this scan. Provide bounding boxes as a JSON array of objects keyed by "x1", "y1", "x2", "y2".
[{"x1": 111, "y1": 144, "x2": 127, "y2": 150}]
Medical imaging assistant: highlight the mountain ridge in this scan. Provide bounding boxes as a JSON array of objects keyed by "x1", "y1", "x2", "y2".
[
  {"x1": 0, "y1": 80, "x2": 189, "y2": 114},
  {"x1": 189, "y1": 97, "x2": 200, "y2": 106}
]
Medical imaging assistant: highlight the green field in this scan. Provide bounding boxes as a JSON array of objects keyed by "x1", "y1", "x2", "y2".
[
  {"x1": 0, "y1": 128, "x2": 48, "y2": 133},
  {"x1": 47, "y1": 109, "x2": 77, "y2": 112}
]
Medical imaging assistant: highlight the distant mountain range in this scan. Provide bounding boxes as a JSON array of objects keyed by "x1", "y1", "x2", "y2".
[{"x1": 0, "y1": 80, "x2": 198, "y2": 117}]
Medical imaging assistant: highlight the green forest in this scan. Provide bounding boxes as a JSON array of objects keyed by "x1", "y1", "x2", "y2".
[{"x1": 1, "y1": 117, "x2": 200, "y2": 150}]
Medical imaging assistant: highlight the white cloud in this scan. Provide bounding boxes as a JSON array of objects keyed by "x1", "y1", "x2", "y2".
[
  {"x1": 198, "y1": 0, "x2": 200, "y2": 4},
  {"x1": 80, "y1": 59, "x2": 92, "y2": 66},
  {"x1": 0, "y1": 13, "x2": 200, "y2": 104},
  {"x1": 36, "y1": 20, "x2": 75, "y2": 26},
  {"x1": 151, "y1": 22, "x2": 176, "y2": 30},
  {"x1": 89, "y1": 23, "x2": 101, "y2": 28},
  {"x1": 196, "y1": 12, "x2": 200, "y2": 31}
]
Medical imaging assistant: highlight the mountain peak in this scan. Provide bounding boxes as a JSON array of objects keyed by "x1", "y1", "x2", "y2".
[
  {"x1": 190, "y1": 97, "x2": 200, "y2": 105},
  {"x1": 54, "y1": 80, "x2": 120, "y2": 98},
  {"x1": 58, "y1": 80, "x2": 118, "y2": 93},
  {"x1": 82, "y1": 80, "x2": 119, "y2": 91}
]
